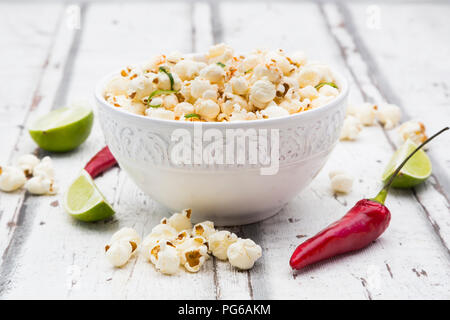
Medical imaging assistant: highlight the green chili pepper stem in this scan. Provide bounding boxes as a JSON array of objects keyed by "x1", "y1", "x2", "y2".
[{"x1": 371, "y1": 127, "x2": 449, "y2": 205}]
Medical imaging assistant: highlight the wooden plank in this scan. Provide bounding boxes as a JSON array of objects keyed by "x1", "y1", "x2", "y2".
[
  {"x1": 0, "y1": 2, "x2": 66, "y2": 271},
  {"x1": 219, "y1": 1, "x2": 450, "y2": 299},
  {"x1": 323, "y1": 2, "x2": 450, "y2": 252},
  {"x1": 0, "y1": 2, "x2": 61, "y2": 164},
  {"x1": 1, "y1": 1, "x2": 223, "y2": 299}
]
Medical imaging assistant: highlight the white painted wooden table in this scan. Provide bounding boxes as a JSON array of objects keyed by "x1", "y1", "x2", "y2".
[{"x1": 0, "y1": 0, "x2": 449, "y2": 300}]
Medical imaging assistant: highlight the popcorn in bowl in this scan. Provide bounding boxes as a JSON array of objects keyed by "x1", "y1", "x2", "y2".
[{"x1": 103, "y1": 44, "x2": 341, "y2": 122}]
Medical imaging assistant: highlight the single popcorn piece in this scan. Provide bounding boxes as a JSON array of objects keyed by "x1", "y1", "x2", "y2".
[
  {"x1": 192, "y1": 221, "x2": 216, "y2": 240},
  {"x1": 141, "y1": 234, "x2": 161, "y2": 261},
  {"x1": 33, "y1": 156, "x2": 55, "y2": 179},
  {"x1": 194, "y1": 99, "x2": 220, "y2": 120},
  {"x1": 183, "y1": 247, "x2": 208, "y2": 273},
  {"x1": 190, "y1": 78, "x2": 218, "y2": 100},
  {"x1": 261, "y1": 104, "x2": 289, "y2": 118},
  {"x1": 150, "y1": 241, "x2": 180, "y2": 275},
  {"x1": 249, "y1": 79, "x2": 276, "y2": 107},
  {"x1": 24, "y1": 175, "x2": 57, "y2": 195},
  {"x1": 105, "y1": 239, "x2": 134, "y2": 268},
  {"x1": 175, "y1": 236, "x2": 209, "y2": 272},
  {"x1": 173, "y1": 230, "x2": 191, "y2": 246},
  {"x1": 329, "y1": 170, "x2": 353, "y2": 194},
  {"x1": 208, "y1": 230, "x2": 238, "y2": 260},
  {"x1": 297, "y1": 65, "x2": 322, "y2": 88},
  {"x1": 340, "y1": 116, "x2": 362, "y2": 141},
  {"x1": 165, "y1": 208, "x2": 192, "y2": 232},
  {"x1": 17, "y1": 154, "x2": 40, "y2": 177},
  {"x1": 318, "y1": 84, "x2": 339, "y2": 97},
  {"x1": 230, "y1": 76, "x2": 249, "y2": 95},
  {"x1": 299, "y1": 85, "x2": 319, "y2": 100},
  {"x1": 0, "y1": 165, "x2": 27, "y2": 192},
  {"x1": 174, "y1": 102, "x2": 195, "y2": 118},
  {"x1": 377, "y1": 103, "x2": 401, "y2": 129},
  {"x1": 145, "y1": 107, "x2": 175, "y2": 120},
  {"x1": 227, "y1": 239, "x2": 262, "y2": 270},
  {"x1": 397, "y1": 120, "x2": 427, "y2": 145},
  {"x1": 199, "y1": 64, "x2": 225, "y2": 84},
  {"x1": 150, "y1": 223, "x2": 178, "y2": 241},
  {"x1": 110, "y1": 227, "x2": 141, "y2": 249},
  {"x1": 347, "y1": 102, "x2": 377, "y2": 126}
]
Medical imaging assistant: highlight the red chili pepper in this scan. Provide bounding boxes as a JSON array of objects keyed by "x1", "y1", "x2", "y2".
[
  {"x1": 290, "y1": 127, "x2": 449, "y2": 271},
  {"x1": 84, "y1": 146, "x2": 118, "y2": 179}
]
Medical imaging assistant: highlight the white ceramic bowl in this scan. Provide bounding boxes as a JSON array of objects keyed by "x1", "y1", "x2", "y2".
[{"x1": 95, "y1": 70, "x2": 348, "y2": 226}]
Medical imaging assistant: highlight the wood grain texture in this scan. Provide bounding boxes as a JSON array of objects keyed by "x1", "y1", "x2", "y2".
[{"x1": 0, "y1": 0, "x2": 448, "y2": 300}]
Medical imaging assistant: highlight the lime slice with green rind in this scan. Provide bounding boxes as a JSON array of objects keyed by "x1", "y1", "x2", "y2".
[
  {"x1": 28, "y1": 106, "x2": 94, "y2": 152},
  {"x1": 382, "y1": 139, "x2": 432, "y2": 188},
  {"x1": 63, "y1": 169, "x2": 115, "y2": 222}
]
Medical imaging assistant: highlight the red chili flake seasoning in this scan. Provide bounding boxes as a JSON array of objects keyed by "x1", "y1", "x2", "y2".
[{"x1": 289, "y1": 127, "x2": 449, "y2": 271}]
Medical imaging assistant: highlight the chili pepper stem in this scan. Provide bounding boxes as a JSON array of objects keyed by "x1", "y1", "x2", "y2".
[{"x1": 370, "y1": 126, "x2": 449, "y2": 205}]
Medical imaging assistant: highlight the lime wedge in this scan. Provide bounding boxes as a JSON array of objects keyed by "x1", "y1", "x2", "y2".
[
  {"x1": 63, "y1": 170, "x2": 115, "y2": 222},
  {"x1": 28, "y1": 105, "x2": 94, "y2": 152},
  {"x1": 381, "y1": 139, "x2": 432, "y2": 188}
]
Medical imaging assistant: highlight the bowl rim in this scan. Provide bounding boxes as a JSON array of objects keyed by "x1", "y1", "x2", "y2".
[{"x1": 94, "y1": 65, "x2": 349, "y2": 128}]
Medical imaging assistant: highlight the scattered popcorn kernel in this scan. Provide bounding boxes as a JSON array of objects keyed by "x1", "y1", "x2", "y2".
[
  {"x1": 183, "y1": 245, "x2": 208, "y2": 273},
  {"x1": 177, "y1": 236, "x2": 207, "y2": 258},
  {"x1": 329, "y1": 170, "x2": 354, "y2": 194},
  {"x1": 208, "y1": 231, "x2": 238, "y2": 260},
  {"x1": 111, "y1": 227, "x2": 141, "y2": 250},
  {"x1": 141, "y1": 234, "x2": 161, "y2": 261},
  {"x1": 174, "y1": 230, "x2": 191, "y2": 246},
  {"x1": 227, "y1": 239, "x2": 262, "y2": 270},
  {"x1": 397, "y1": 120, "x2": 427, "y2": 145},
  {"x1": 347, "y1": 102, "x2": 377, "y2": 126},
  {"x1": 340, "y1": 116, "x2": 362, "y2": 141},
  {"x1": 24, "y1": 176, "x2": 57, "y2": 195},
  {"x1": 150, "y1": 223, "x2": 178, "y2": 241},
  {"x1": 33, "y1": 156, "x2": 55, "y2": 179},
  {"x1": 192, "y1": 221, "x2": 216, "y2": 240},
  {"x1": 105, "y1": 239, "x2": 133, "y2": 267},
  {"x1": 0, "y1": 165, "x2": 27, "y2": 192},
  {"x1": 17, "y1": 154, "x2": 40, "y2": 177},
  {"x1": 166, "y1": 209, "x2": 192, "y2": 232},
  {"x1": 152, "y1": 241, "x2": 180, "y2": 275},
  {"x1": 377, "y1": 103, "x2": 401, "y2": 129}
]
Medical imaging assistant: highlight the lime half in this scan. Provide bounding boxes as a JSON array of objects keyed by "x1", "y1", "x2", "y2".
[
  {"x1": 381, "y1": 139, "x2": 432, "y2": 188},
  {"x1": 29, "y1": 105, "x2": 94, "y2": 152},
  {"x1": 63, "y1": 170, "x2": 115, "y2": 222}
]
